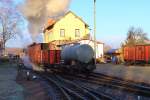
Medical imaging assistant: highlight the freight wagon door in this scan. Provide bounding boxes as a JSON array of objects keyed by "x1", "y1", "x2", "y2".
[
  {"x1": 56, "y1": 50, "x2": 61, "y2": 64},
  {"x1": 145, "y1": 46, "x2": 150, "y2": 63},
  {"x1": 49, "y1": 50, "x2": 55, "y2": 64},
  {"x1": 129, "y1": 47, "x2": 135, "y2": 61},
  {"x1": 136, "y1": 46, "x2": 145, "y2": 61},
  {"x1": 42, "y1": 50, "x2": 49, "y2": 64}
]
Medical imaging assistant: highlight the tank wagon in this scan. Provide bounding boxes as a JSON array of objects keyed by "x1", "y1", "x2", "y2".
[
  {"x1": 28, "y1": 43, "x2": 96, "y2": 73},
  {"x1": 123, "y1": 44, "x2": 150, "y2": 64},
  {"x1": 61, "y1": 44, "x2": 96, "y2": 72}
]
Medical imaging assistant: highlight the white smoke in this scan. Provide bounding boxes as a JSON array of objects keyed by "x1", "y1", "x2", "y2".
[{"x1": 20, "y1": 0, "x2": 71, "y2": 41}]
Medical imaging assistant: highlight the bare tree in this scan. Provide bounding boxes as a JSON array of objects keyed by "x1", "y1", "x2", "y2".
[
  {"x1": 124, "y1": 26, "x2": 149, "y2": 46},
  {"x1": 0, "y1": 8, "x2": 21, "y2": 55},
  {"x1": 136, "y1": 28, "x2": 149, "y2": 44}
]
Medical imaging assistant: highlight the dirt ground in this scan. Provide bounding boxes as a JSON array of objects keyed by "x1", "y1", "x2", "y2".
[
  {"x1": 95, "y1": 63, "x2": 150, "y2": 84},
  {"x1": 16, "y1": 70, "x2": 50, "y2": 100},
  {"x1": 0, "y1": 63, "x2": 49, "y2": 100},
  {"x1": 0, "y1": 63, "x2": 24, "y2": 100}
]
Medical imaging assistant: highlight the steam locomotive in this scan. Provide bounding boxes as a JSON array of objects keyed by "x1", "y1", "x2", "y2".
[{"x1": 27, "y1": 43, "x2": 96, "y2": 74}]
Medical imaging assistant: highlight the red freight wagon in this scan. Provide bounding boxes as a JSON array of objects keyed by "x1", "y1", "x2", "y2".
[
  {"x1": 28, "y1": 43, "x2": 61, "y2": 66},
  {"x1": 123, "y1": 44, "x2": 150, "y2": 64}
]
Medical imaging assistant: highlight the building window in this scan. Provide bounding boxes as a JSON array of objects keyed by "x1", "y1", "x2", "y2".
[
  {"x1": 60, "y1": 29, "x2": 65, "y2": 37},
  {"x1": 75, "y1": 29, "x2": 80, "y2": 37}
]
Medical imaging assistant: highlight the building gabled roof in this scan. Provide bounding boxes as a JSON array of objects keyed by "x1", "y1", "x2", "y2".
[
  {"x1": 43, "y1": 11, "x2": 89, "y2": 33},
  {"x1": 47, "y1": 19, "x2": 56, "y2": 26},
  {"x1": 56, "y1": 11, "x2": 89, "y2": 27},
  {"x1": 43, "y1": 19, "x2": 56, "y2": 33}
]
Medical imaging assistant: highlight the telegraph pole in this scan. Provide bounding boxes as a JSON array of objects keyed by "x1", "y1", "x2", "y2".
[{"x1": 94, "y1": 0, "x2": 96, "y2": 64}]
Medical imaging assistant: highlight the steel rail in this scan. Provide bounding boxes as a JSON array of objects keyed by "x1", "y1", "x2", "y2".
[
  {"x1": 61, "y1": 73, "x2": 150, "y2": 97},
  {"x1": 90, "y1": 72, "x2": 150, "y2": 97},
  {"x1": 47, "y1": 75, "x2": 86, "y2": 100},
  {"x1": 72, "y1": 80, "x2": 116, "y2": 100},
  {"x1": 91, "y1": 72, "x2": 150, "y2": 89},
  {"x1": 55, "y1": 75, "x2": 99, "y2": 100},
  {"x1": 41, "y1": 75, "x2": 72, "y2": 100}
]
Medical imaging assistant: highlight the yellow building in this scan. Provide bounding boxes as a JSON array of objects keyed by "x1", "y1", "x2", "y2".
[{"x1": 44, "y1": 11, "x2": 90, "y2": 44}]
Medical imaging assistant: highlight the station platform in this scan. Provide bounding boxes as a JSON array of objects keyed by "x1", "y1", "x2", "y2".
[{"x1": 94, "y1": 64, "x2": 150, "y2": 84}]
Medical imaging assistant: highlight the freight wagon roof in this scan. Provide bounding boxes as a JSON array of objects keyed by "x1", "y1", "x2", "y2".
[
  {"x1": 28, "y1": 43, "x2": 49, "y2": 47},
  {"x1": 123, "y1": 44, "x2": 150, "y2": 48}
]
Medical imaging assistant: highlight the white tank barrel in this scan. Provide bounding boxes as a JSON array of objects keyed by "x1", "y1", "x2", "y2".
[{"x1": 61, "y1": 44, "x2": 94, "y2": 63}]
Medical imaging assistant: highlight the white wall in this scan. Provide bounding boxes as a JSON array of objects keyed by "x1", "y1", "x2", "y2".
[{"x1": 78, "y1": 40, "x2": 104, "y2": 58}]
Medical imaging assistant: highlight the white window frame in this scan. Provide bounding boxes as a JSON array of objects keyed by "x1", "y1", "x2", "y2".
[
  {"x1": 75, "y1": 29, "x2": 80, "y2": 37},
  {"x1": 60, "y1": 29, "x2": 65, "y2": 37}
]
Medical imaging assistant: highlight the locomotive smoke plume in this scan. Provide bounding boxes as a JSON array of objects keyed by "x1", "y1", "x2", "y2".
[{"x1": 21, "y1": 0, "x2": 71, "y2": 40}]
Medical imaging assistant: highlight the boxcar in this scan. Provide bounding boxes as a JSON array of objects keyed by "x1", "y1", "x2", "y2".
[
  {"x1": 123, "y1": 44, "x2": 150, "y2": 64},
  {"x1": 28, "y1": 43, "x2": 61, "y2": 66}
]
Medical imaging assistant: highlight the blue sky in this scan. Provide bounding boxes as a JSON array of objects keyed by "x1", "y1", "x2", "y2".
[
  {"x1": 2, "y1": 0, "x2": 150, "y2": 48},
  {"x1": 70, "y1": 0, "x2": 150, "y2": 48}
]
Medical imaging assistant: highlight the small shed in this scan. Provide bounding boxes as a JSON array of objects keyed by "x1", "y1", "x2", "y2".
[
  {"x1": 106, "y1": 49, "x2": 120, "y2": 55},
  {"x1": 105, "y1": 49, "x2": 122, "y2": 64}
]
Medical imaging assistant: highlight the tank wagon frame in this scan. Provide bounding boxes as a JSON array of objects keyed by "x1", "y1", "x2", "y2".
[
  {"x1": 28, "y1": 43, "x2": 96, "y2": 74},
  {"x1": 123, "y1": 44, "x2": 150, "y2": 64}
]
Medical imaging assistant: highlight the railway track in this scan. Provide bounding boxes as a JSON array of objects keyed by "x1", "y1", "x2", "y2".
[
  {"x1": 56, "y1": 75, "x2": 115, "y2": 100},
  {"x1": 39, "y1": 72, "x2": 115, "y2": 100},
  {"x1": 61, "y1": 72, "x2": 150, "y2": 97},
  {"x1": 33, "y1": 72, "x2": 70, "y2": 100},
  {"x1": 90, "y1": 72, "x2": 150, "y2": 97},
  {"x1": 42, "y1": 75, "x2": 72, "y2": 100}
]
